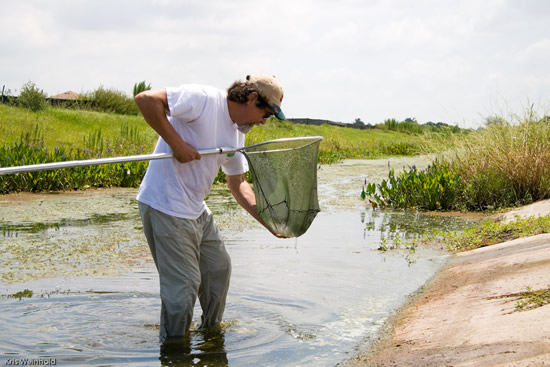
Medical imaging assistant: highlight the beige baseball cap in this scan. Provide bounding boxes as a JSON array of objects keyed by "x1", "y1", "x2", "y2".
[{"x1": 246, "y1": 74, "x2": 286, "y2": 120}]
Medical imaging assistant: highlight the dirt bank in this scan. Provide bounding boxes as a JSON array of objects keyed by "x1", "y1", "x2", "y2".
[{"x1": 349, "y1": 200, "x2": 550, "y2": 366}]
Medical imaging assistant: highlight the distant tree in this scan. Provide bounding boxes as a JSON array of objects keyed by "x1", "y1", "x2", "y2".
[
  {"x1": 133, "y1": 81, "x2": 152, "y2": 97},
  {"x1": 354, "y1": 118, "x2": 365, "y2": 125},
  {"x1": 18, "y1": 81, "x2": 48, "y2": 112}
]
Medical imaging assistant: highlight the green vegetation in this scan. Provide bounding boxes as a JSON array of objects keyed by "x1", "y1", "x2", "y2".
[
  {"x1": 0, "y1": 104, "x2": 156, "y2": 153},
  {"x1": 488, "y1": 285, "x2": 550, "y2": 312},
  {"x1": 1, "y1": 103, "x2": 457, "y2": 193},
  {"x1": 453, "y1": 112, "x2": 550, "y2": 211},
  {"x1": 133, "y1": 80, "x2": 152, "y2": 97},
  {"x1": 247, "y1": 117, "x2": 450, "y2": 164},
  {"x1": 0, "y1": 140, "x2": 147, "y2": 193},
  {"x1": 8, "y1": 289, "x2": 33, "y2": 299},
  {"x1": 82, "y1": 86, "x2": 139, "y2": 115},
  {"x1": 515, "y1": 286, "x2": 550, "y2": 311},
  {"x1": 436, "y1": 214, "x2": 550, "y2": 252},
  {"x1": 362, "y1": 112, "x2": 550, "y2": 212},
  {"x1": 0, "y1": 104, "x2": 156, "y2": 193},
  {"x1": 18, "y1": 82, "x2": 48, "y2": 112},
  {"x1": 378, "y1": 117, "x2": 462, "y2": 135},
  {"x1": 361, "y1": 159, "x2": 461, "y2": 210}
]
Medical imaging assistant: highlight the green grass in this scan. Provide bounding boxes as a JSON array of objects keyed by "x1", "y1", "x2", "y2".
[
  {"x1": 247, "y1": 118, "x2": 441, "y2": 163},
  {"x1": 1, "y1": 104, "x2": 445, "y2": 162},
  {"x1": 488, "y1": 286, "x2": 550, "y2": 312},
  {"x1": 0, "y1": 104, "x2": 456, "y2": 193},
  {"x1": 435, "y1": 214, "x2": 550, "y2": 252},
  {"x1": 0, "y1": 104, "x2": 157, "y2": 154},
  {"x1": 452, "y1": 113, "x2": 550, "y2": 211},
  {"x1": 514, "y1": 286, "x2": 550, "y2": 311}
]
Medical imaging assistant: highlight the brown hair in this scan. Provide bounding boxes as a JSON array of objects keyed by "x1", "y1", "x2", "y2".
[{"x1": 227, "y1": 80, "x2": 270, "y2": 109}]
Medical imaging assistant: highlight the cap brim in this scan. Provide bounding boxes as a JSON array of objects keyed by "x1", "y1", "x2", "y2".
[{"x1": 272, "y1": 104, "x2": 286, "y2": 120}]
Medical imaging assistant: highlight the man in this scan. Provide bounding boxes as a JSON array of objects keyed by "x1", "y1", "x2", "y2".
[{"x1": 135, "y1": 74, "x2": 286, "y2": 341}]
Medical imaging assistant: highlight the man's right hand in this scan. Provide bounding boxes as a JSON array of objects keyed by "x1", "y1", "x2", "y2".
[
  {"x1": 135, "y1": 89, "x2": 201, "y2": 164},
  {"x1": 172, "y1": 140, "x2": 201, "y2": 163}
]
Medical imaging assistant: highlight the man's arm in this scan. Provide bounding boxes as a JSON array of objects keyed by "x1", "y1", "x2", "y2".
[
  {"x1": 227, "y1": 174, "x2": 287, "y2": 238},
  {"x1": 134, "y1": 89, "x2": 201, "y2": 163}
]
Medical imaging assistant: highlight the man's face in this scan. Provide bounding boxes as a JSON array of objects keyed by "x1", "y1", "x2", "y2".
[{"x1": 236, "y1": 94, "x2": 275, "y2": 133}]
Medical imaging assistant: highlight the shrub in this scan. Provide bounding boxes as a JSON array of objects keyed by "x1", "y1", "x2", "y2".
[
  {"x1": 18, "y1": 82, "x2": 48, "y2": 112},
  {"x1": 85, "y1": 86, "x2": 139, "y2": 115}
]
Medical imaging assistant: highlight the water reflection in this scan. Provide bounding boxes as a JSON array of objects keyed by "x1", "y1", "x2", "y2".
[
  {"x1": 362, "y1": 208, "x2": 474, "y2": 242},
  {"x1": 1, "y1": 213, "x2": 130, "y2": 238},
  {"x1": 160, "y1": 327, "x2": 228, "y2": 367}
]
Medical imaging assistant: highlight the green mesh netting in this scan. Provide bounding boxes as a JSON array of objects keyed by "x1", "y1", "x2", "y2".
[{"x1": 243, "y1": 137, "x2": 322, "y2": 238}]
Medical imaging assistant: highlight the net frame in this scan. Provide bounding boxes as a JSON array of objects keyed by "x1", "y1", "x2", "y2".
[{"x1": 241, "y1": 136, "x2": 323, "y2": 238}]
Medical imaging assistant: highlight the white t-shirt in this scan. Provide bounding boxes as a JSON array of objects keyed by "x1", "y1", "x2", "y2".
[{"x1": 136, "y1": 84, "x2": 248, "y2": 219}]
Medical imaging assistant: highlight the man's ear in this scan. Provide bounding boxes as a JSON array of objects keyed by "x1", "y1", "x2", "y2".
[{"x1": 247, "y1": 91, "x2": 258, "y2": 104}]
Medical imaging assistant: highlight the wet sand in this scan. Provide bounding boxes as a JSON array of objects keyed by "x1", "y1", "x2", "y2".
[{"x1": 349, "y1": 200, "x2": 550, "y2": 366}]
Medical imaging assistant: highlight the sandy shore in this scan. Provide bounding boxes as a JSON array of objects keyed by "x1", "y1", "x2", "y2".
[{"x1": 349, "y1": 200, "x2": 550, "y2": 366}]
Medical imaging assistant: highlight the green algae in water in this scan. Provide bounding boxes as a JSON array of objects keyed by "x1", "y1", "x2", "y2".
[{"x1": 8, "y1": 289, "x2": 33, "y2": 299}]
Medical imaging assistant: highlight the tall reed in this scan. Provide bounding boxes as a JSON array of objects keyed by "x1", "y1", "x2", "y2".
[{"x1": 454, "y1": 111, "x2": 550, "y2": 210}]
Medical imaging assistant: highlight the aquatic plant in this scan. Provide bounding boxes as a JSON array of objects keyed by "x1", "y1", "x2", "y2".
[
  {"x1": 0, "y1": 137, "x2": 148, "y2": 193},
  {"x1": 361, "y1": 159, "x2": 462, "y2": 211},
  {"x1": 8, "y1": 289, "x2": 33, "y2": 299}
]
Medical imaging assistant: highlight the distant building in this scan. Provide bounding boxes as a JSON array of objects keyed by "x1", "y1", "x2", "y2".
[{"x1": 50, "y1": 91, "x2": 80, "y2": 100}]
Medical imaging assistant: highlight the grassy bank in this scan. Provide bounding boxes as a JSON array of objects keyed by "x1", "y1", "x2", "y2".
[
  {"x1": 362, "y1": 112, "x2": 550, "y2": 212},
  {"x1": 0, "y1": 104, "x2": 445, "y2": 163},
  {"x1": 0, "y1": 104, "x2": 454, "y2": 193},
  {"x1": 0, "y1": 104, "x2": 156, "y2": 156}
]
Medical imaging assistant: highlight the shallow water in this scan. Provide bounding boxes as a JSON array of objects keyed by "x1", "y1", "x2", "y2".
[{"x1": 0, "y1": 157, "x2": 479, "y2": 366}]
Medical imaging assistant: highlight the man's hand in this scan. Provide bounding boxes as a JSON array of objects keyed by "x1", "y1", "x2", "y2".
[
  {"x1": 135, "y1": 89, "x2": 200, "y2": 163},
  {"x1": 227, "y1": 174, "x2": 288, "y2": 238},
  {"x1": 172, "y1": 140, "x2": 201, "y2": 163}
]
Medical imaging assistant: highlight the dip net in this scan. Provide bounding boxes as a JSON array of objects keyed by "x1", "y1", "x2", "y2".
[{"x1": 242, "y1": 136, "x2": 322, "y2": 238}]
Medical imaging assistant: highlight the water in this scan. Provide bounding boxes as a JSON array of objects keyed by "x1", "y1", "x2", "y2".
[{"x1": 0, "y1": 157, "x2": 480, "y2": 366}]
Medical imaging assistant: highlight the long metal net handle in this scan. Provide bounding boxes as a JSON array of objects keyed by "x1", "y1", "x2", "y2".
[
  {"x1": 0, "y1": 136, "x2": 323, "y2": 175},
  {"x1": 0, "y1": 148, "x2": 235, "y2": 175}
]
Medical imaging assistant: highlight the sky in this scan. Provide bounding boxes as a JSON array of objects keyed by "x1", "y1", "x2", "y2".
[{"x1": 1, "y1": 0, "x2": 549, "y2": 128}]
